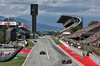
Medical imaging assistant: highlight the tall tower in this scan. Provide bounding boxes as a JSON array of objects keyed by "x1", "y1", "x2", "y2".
[{"x1": 30, "y1": 4, "x2": 38, "y2": 38}]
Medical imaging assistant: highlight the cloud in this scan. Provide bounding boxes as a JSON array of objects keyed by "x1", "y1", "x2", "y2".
[
  {"x1": 39, "y1": 5, "x2": 90, "y2": 13},
  {"x1": 38, "y1": 0, "x2": 100, "y2": 17},
  {"x1": 0, "y1": 0, "x2": 100, "y2": 18}
]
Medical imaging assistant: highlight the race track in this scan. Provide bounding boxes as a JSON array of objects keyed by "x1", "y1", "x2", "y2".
[{"x1": 23, "y1": 38, "x2": 78, "y2": 66}]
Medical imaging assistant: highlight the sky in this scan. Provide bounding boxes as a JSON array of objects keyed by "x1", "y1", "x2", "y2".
[{"x1": 0, "y1": 0, "x2": 100, "y2": 28}]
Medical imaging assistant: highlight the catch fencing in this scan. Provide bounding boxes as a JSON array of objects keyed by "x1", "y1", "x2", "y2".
[
  {"x1": 59, "y1": 39, "x2": 83, "y2": 56},
  {"x1": 89, "y1": 53, "x2": 100, "y2": 65}
]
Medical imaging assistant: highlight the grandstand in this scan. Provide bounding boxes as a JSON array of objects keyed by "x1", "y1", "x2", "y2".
[
  {"x1": 65, "y1": 23, "x2": 100, "y2": 43},
  {"x1": 92, "y1": 38, "x2": 100, "y2": 56},
  {"x1": 68, "y1": 23, "x2": 100, "y2": 38},
  {"x1": 83, "y1": 31, "x2": 100, "y2": 43},
  {"x1": 61, "y1": 22, "x2": 100, "y2": 56},
  {"x1": 94, "y1": 39, "x2": 100, "y2": 46},
  {"x1": 57, "y1": 15, "x2": 83, "y2": 38},
  {"x1": 57, "y1": 15, "x2": 100, "y2": 63}
]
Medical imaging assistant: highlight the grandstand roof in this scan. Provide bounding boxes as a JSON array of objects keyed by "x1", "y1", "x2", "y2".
[
  {"x1": 57, "y1": 15, "x2": 71, "y2": 23},
  {"x1": 57, "y1": 15, "x2": 83, "y2": 33},
  {"x1": 57, "y1": 15, "x2": 82, "y2": 23}
]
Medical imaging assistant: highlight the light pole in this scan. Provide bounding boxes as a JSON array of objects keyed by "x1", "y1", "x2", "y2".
[
  {"x1": 56, "y1": 27, "x2": 59, "y2": 39},
  {"x1": 80, "y1": 34, "x2": 82, "y2": 46}
]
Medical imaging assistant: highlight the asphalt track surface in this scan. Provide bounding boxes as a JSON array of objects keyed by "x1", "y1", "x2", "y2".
[{"x1": 23, "y1": 38, "x2": 79, "y2": 66}]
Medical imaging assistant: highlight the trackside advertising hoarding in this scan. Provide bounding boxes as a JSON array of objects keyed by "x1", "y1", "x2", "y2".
[{"x1": 2, "y1": 22, "x2": 17, "y2": 25}]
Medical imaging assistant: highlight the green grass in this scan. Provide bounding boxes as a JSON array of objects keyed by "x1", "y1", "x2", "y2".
[
  {"x1": 25, "y1": 39, "x2": 34, "y2": 48},
  {"x1": 53, "y1": 39, "x2": 63, "y2": 45},
  {"x1": 0, "y1": 56, "x2": 26, "y2": 66},
  {"x1": 84, "y1": 49, "x2": 89, "y2": 52}
]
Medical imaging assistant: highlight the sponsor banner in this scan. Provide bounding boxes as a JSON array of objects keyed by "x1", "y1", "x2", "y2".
[
  {"x1": 2, "y1": 22, "x2": 16, "y2": 25},
  {"x1": 2, "y1": 22, "x2": 7, "y2": 25},
  {"x1": 10, "y1": 22, "x2": 16, "y2": 25}
]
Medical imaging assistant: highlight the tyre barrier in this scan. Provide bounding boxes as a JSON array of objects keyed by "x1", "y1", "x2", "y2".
[{"x1": 0, "y1": 46, "x2": 23, "y2": 62}]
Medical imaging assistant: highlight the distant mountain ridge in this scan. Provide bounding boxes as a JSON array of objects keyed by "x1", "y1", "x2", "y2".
[
  {"x1": 0, "y1": 16, "x2": 63, "y2": 31},
  {"x1": 15, "y1": 17, "x2": 63, "y2": 31},
  {"x1": 0, "y1": 16, "x2": 6, "y2": 20}
]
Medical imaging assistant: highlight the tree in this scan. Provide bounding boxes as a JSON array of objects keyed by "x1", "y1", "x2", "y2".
[
  {"x1": 88, "y1": 21, "x2": 99, "y2": 26},
  {"x1": 1, "y1": 26, "x2": 8, "y2": 33},
  {"x1": 69, "y1": 25, "x2": 82, "y2": 33},
  {"x1": 75, "y1": 25, "x2": 82, "y2": 30},
  {"x1": 0, "y1": 26, "x2": 8, "y2": 44},
  {"x1": 0, "y1": 31, "x2": 5, "y2": 43}
]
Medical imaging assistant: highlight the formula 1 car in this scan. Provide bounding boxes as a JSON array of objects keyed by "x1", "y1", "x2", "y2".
[
  {"x1": 40, "y1": 51, "x2": 46, "y2": 55},
  {"x1": 34, "y1": 40, "x2": 37, "y2": 42},
  {"x1": 62, "y1": 58, "x2": 72, "y2": 64}
]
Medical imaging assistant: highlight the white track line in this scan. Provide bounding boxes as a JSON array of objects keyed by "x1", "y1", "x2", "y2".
[
  {"x1": 22, "y1": 40, "x2": 35, "y2": 66},
  {"x1": 45, "y1": 43, "x2": 50, "y2": 59}
]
